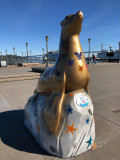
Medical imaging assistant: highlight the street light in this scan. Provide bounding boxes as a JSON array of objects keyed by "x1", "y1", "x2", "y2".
[
  {"x1": 22, "y1": 52, "x2": 23, "y2": 63},
  {"x1": 5, "y1": 50, "x2": 7, "y2": 64},
  {"x1": 88, "y1": 38, "x2": 91, "y2": 64},
  {"x1": 45, "y1": 36, "x2": 49, "y2": 67},
  {"x1": 30, "y1": 50, "x2": 32, "y2": 62},
  {"x1": 109, "y1": 46, "x2": 112, "y2": 52},
  {"x1": 13, "y1": 47, "x2": 15, "y2": 64},
  {"x1": 42, "y1": 48, "x2": 44, "y2": 61},
  {"x1": 5, "y1": 50, "x2": 7, "y2": 55},
  {"x1": 13, "y1": 47, "x2": 15, "y2": 56},
  {"x1": 26, "y1": 43, "x2": 28, "y2": 63},
  {"x1": 42, "y1": 48, "x2": 45, "y2": 64}
]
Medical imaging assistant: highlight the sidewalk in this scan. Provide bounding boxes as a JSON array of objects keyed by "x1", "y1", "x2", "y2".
[{"x1": 0, "y1": 63, "x2": 120, "y2": 160}]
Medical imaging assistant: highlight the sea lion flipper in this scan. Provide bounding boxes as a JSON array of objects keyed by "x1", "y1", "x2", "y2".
[
  {"x1": 44, "y1": 72, "x2": 66, "y2": 133},
  {"x1": 44, "y1": 91, "x2": 64, "y2": 133}
]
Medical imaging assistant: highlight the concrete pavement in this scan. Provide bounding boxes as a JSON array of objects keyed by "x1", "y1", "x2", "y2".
[{"x1": 0, "y1": 64, "x2": 120, "y2": 160}]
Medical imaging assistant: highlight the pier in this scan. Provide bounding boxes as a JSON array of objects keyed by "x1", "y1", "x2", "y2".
[{"x1": 0, "y1": 63, "x2": 120, "y2": 160}]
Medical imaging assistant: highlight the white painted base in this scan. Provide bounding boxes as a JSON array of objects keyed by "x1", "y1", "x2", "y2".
[{"x1": 24, "y1": 90, "x2": 95, "y2": 158}]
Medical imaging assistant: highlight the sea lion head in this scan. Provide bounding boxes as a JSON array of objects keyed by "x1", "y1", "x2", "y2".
[{"x1": 60, "y1": 11, "x2": 83, "y2": 36}]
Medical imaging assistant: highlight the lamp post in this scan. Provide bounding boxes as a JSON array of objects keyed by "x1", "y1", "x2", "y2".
[
  {"x1": 109, "y1": 46, "x2": 112, "y2": 52},
  {"x1": 5, "y1": 50, "x2": 7, "y2": 65},
  {"x1": 26, "y1": 43, "x2": 28, "y2": 63},
  {"x1": 0, "y1": 52, "x2": 2, "y2": 61},
  {"x1": 30, "y1": 50, "x2": 32, "y2": 62},
  {"x1": 22, "y1": 52, "x2": 23, "y2": 63},
  {"x1": 42, "y1": 48, "x2": 44, "y2": 62},
  {"x1": 13, "y1": 47, "x2": 15, "y2": 56},
  {"x1": 5, "y1": 50, "x2": 7, "y2": 57},
  {"x1": 88, "y1": 38, "x2": 91, "y2": 64},
  {"x1": 45, "y1": 36, "x2": 48, "y2": 67},
  {"x1": 13, "y1": 47, "x2": 15, "y2": 64}
]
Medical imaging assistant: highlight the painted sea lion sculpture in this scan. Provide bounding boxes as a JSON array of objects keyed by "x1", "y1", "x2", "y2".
[
  {"x1": 24, "y1": 11, "x2": 95, "y2": 158},
  {"x1": 34, "y1": 11, "x2": 90, "y2": 133}
]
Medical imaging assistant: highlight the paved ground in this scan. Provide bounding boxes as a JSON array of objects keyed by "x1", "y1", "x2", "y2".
[{"x1": 0, "y1": 63, "x2": 120, "y2": 160}]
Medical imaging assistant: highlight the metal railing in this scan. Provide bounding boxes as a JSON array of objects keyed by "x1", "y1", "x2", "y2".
[{"x1": 0, "y1": 50, "x2": 119, "y2": 66}]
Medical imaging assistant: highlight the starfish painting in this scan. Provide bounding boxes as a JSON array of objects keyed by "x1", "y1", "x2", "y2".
[
  {"x1": 86, "y1": 117, "x2": 90, "y2": 124},
  {"x1": 65, "y1": 123, "x2": 78, "y2": 135},
  {"x1": 86, "y1": 136, "x2": 93, "y2": 149},
  {"x1": 66, "y1": 106, "x2": 73, "y2": 114},
  {"x1": 74, "y1": 52, "x2": 82, "y2": 60},
  {"x1": 92, "y1": 142, "x2": 96, "y2": 149}
]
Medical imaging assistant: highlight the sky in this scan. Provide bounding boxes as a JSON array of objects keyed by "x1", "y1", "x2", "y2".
[{"x1": 0, "y1": 0, "x2": 120, "y2": 56}]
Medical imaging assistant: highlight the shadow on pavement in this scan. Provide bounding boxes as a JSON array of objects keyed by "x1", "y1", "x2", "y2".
[{"x1": 0, "y1": 110, "x2": 50, "y2": 156}]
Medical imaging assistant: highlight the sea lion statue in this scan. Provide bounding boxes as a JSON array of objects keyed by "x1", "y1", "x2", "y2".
[{"x1": 24, "y1": 11, "x2": 95, "y2": 158}]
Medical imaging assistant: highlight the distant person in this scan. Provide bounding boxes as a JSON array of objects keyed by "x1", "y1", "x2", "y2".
[
  {"x1": 92, "y1": 54, "x2": 96, "y2": 64},
  {"x1": 44, "y1": 56, "x2": 47, "y2": 61},
  {"x1": 44, "y1": 56, "x2": 49, "y2": 67}
]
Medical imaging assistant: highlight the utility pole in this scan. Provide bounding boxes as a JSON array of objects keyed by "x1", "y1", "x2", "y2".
[{"x1": 88, "y1": 38, "x2": 91, "y2": 64}]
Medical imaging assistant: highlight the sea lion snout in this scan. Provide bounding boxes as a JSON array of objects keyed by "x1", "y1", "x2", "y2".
[
  {"x1": 60, "y1": 11, "x2": 83, "y2": 27},
  {"x1": 76, "y1": 11, "x2": 83, "y2": 17}
]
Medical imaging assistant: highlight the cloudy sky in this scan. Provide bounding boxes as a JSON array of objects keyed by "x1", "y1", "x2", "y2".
[{"x1": 0, "y1": 0, "x2": 120, "y2": 56}]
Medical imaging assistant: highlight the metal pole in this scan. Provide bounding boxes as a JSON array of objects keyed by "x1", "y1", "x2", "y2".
[
  {"x1": 45, "y1": 36, "x2": 48, "y2": 67},
  {"x1": 5, "y1": 50, "x2": 7, "y2": 65},
  {"x1": 30, "y1": 50, "x2": 32, "y2": 62},
  {"x1": 22, "y1": 52, "x2": 23, "y2": 63},
  {"x1": 42, "y1": 48, "x2": 44, "y2": 61},
  {"x1": 13, "y1": 47, "x2": 15, "y2": 64},
  {"x1": 26, "y1": 43, "x2": 28, "y2": 63}
]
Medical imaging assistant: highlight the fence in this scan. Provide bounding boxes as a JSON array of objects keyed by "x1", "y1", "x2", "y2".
[{"x1": 0, "y1": 51, "x2": 119, "y2": 66}]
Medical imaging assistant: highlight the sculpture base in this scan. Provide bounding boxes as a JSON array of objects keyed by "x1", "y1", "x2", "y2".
[{"x1": 24, "y1": 90, "x2": 95, "y2": 158}]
